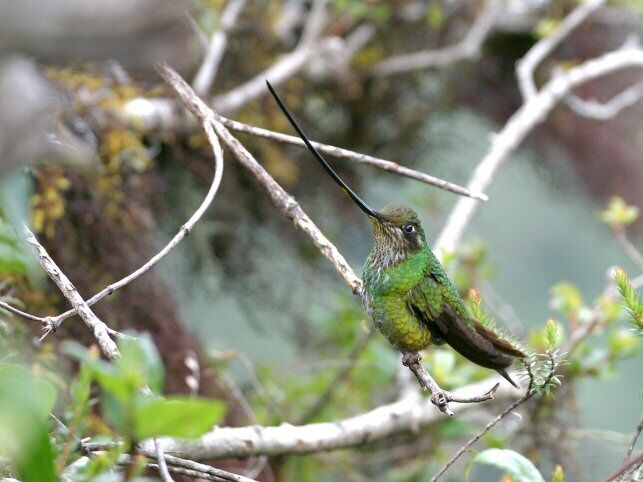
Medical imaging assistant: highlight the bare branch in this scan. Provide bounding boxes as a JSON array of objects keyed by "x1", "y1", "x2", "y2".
[
  {"x1": 192, "y1": 0, "x2": 248, "y2": 96},
  {"x1": 435, "y1": 47, "x2": 643, "y2": 255},
  {"x1": 217, "y1": 116, "x2": 488, "y2": 201},
  {"x1": 403, "y1": 352, "x2": 502, "y2": 417},
  {"x1": 154, "y1": 439, "x2": 175, "y2": 482},
  {"x1": 624, "y1": 414, "x2": 643, "y2": 464},
  {"x1": 430, "y1": 390, "x2": 535, "y2": 481},
  {"x1": 147, "y1": 373, "x2": 520, "y2": 460},
  {"x1": 564, "y1": 81, "x2": 643, "y2": 120},
  {"x1": 517, "y1": 0, "x2": 606, "y2": 100},
  {"x1": 615, "y1": 230, "x2": 643, "y2": 273},
  {"x1": 22, "y1": 227, "x2": 120, "y2": 360},
  {"x1": 213, "y1": 37, "x2": 341, "y2": 113},
  {"x1": 370, "y1": 0, "x2": 500, "y2": 77},
  {"x1": 0, "y1": 70, "x2": 226, "y2": 341}
]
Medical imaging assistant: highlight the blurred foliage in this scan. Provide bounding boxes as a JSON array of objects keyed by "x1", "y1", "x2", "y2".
[
  {"x1": 0, "y1": 335, "x2": 226, "y2": 481},
  {"x1": 600, "y1": 196, "x2": 639, "y2": 231}
]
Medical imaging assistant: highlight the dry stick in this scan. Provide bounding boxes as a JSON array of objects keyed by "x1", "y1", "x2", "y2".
[
  {"x1": 158, "y1": 63, "x2": 507, "y2": 413},
  {"x1": 218, "y1": 116, "x2": 488, "y2": 201},
  {"x1": 192, "y1": 0, "x2": 248, "y2": 96},
  {"x1": 119, "y1": 98, "x2": 487, "y2": 200},
  {"x1": 435, "y1": 46, "x2": 643, "y2": 255},
  {"x1": 162, "y1": 64, "x2": 363, "y2": 294},
  {"x1": 154, "y1": 439, "x2": 175, "y2": 482},
  {"x1": 624, "y1": 414, "x2": 643, "y2": 464},
  {"x1": 0, "y1": 84, "x2": 226, "y2": 339},
  {"x1": 615, "y1": 231, "x2": 643, "y2": 273},
  {"x1": 565, "y1": 80, "x2": 643, "y2": 120},
  {"x1": 430, "y1": 391, "x2": 535, "y2": 481},
  {"x1": 404, "y1": 354, "x2": 500, "y2": 417},
  {"x1": 370, "y1": 0, "x2": 500, "y2": 77},
  {"x1": 602, "y1": 453, "x2": 643, "y2": 482},
  {"x1": 431, "y1": 355, "x2": 556, "y2": 482},
  {"x1": 147, "y1": 374, "x2": 519, "y2": 460},
  {"x1": 516, "y1": 0, "x2": 606, "y2": 100},
  {"x1": 22, "y1": 227, "x2": 121, "y2": 360}
]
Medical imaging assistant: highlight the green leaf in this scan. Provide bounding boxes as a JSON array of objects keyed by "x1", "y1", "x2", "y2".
[
  {"x1": 117, "y1": 333, "x2": 164, "y2": 395},
  {"x1": 133, "y1": 396, "x2": 226, "y2": 440},
  {"x1": 0, "y1": 365, "x2": 57, "y2": 482},
  {"x1": 472, "y1": 449, "x2": 545, "y2": 482}
]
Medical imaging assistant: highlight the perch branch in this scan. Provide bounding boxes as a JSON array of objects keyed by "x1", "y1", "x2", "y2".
[
  {"x1": 370, "y1": 0, "x2": 500, "y2": 77},
  {"x1": 403, "y1": 352, "x2": 501, "y2": 417},
  {"x1": 22, "y1": 227, "x2": 120, "y2": 360},
  {"x1": 435, "y1": 46, "x2": 643, "y2": 255},
  {"x1": 160, "y1": 63, "x2": 506, "y2": 409},
  {"x1": 146, "y1": 373, "x2": 520, "y2": 460},
  {"x1": 192, "y1": 0, "x2": 248, "y2": 96},
  {"x1": 517, "y1": 0, "x2": 606, "y2": 100}
]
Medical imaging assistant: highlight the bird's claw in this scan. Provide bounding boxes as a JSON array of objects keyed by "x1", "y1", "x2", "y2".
[{"x1": 401, "y1": 352, "x2": 422, "y2": 367}]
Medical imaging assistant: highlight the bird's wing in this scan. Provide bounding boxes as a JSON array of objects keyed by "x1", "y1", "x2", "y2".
[{"x1": 407, "y1": 272, "x2": 525, "y2": 370}]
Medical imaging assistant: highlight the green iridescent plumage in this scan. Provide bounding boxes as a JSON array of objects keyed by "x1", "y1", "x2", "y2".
[{"x1": 267, "y1": 82, "x2": 526, "y2": 388}]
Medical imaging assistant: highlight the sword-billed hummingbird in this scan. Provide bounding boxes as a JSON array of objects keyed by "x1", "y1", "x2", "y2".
[{"x1": 267, "y1": 82, "x2": 526, "y2": 388}]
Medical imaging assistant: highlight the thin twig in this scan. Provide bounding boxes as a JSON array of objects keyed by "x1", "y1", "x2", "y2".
[
  {"x1": 624, "y1": 414, "x2": 643, "y2": 464},
  {"x1": 403, "y1": 352, "x2": 501, "y2": 417},
  {"x1": 370, "y1": 0, "x2": 500, "y2": 77},
  {"x1": 435, "y1": 46, "x2": 643, "y2": 255},
  {"x1": 615, "y1": 230, "x2": 643, "y2": 273},
  {"x1": 193, "y1": 0, "x2": 248, "y2": 96},
  {"x1": 565, "y1": 81, "x2": 643, "y2": 120},
  {"x1": 217, "y1": 116, "x2": 488, "y2": 201},
  {"x1": 22, "y1": 227, "x2": 120, "y2": 360},
  {"x1": 430, "y1": 391, "x2": 535, "y2": 481},
  {"x1": 154, "y1": 438, "x2": 175, "y2": 482},
  {"x1": 516, "y1": 0, "x2": 606, "y2": 100},
  {"x1": 0, "y1": 74, "x2": 226, "y2": 340},
  {"x1": 602, "y1": 453, "x2": 643, "y2": 482},
  {"x1": 430, "y1": 354, "x2": 556, "y2": 481}
]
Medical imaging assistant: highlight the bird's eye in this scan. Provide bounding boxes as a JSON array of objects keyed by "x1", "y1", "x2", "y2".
[{"x1": 403, "y1": 224, "x2": 415, "y2": 233}]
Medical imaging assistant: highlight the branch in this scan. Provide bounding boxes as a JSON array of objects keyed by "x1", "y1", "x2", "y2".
[
  {"x1": 564, "y1": 80, "x2": 643, "y2": 120},
  {"x1": 624, "y1": 414, "x2": 643, "y2": 464},
  {"x1": 370, "y1": 0, "x2": 500, "y2": 77},
  {"x1": 213, "y1": 36, "x2": 341, "y2": 113},
  {"x1": 403, "y1": 352, "x2": 502, "y2": 417},
  {"x1": 602, "y1": 453, "x2": 643, "y2": 482},
  {"x1": 430, "y1": 352, "x2": 557, "y2": 481},
  {"x1": 192, "y1": 0, "x2": 248, "y2": 96},
  {"x1": 146, "y1": 373, "x2": 520, "y2": 460},
  {"x1": 154, "y1": 439, "x2": 175, "y2": 482},
  {"x1": 430, "y1": 390, "x2": 535, "y2": 481},
  {"x1": 435, "y1": 46, "x2": 643, "y2": 255},
  {"x1": 516, "y1": 0, "x2": 606, "y2": 100},
  {"x1": 217, "y1": 116, "x2": 488, "y2": 201},
  {"x1": 614, "y1": 230, "x2": 643, "y2": 273},
  {"x1": 0, "y1": 75, "x2": 226, "y2": 339},
  {"x1": 160, "y1": 63, "x2": 507, "y2": 414},
  {"x1": 22, "y1": 227, "x2": 120, "y2": 360},
  {"x1": 158, "y1": 63, "x2": 364, "y2": 294}
]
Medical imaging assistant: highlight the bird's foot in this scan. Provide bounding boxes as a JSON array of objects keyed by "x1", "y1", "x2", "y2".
[{"x1": 401, "y1": 352, "x2": 422, "y2": 367}]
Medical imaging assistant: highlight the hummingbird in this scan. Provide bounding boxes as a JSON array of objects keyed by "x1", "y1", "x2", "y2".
[{"x1": 266, "y1": 82, "x2": 526, "y2": 388}]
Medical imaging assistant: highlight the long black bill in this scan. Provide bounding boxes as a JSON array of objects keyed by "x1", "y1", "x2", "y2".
[{"x1": 266, "y1": 80, "x2": 382, "y2": 222}]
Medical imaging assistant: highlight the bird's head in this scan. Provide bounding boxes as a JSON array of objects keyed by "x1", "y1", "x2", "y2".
[{"x1": 266, "y1": 81, "x2": 426, "y2": 260}]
